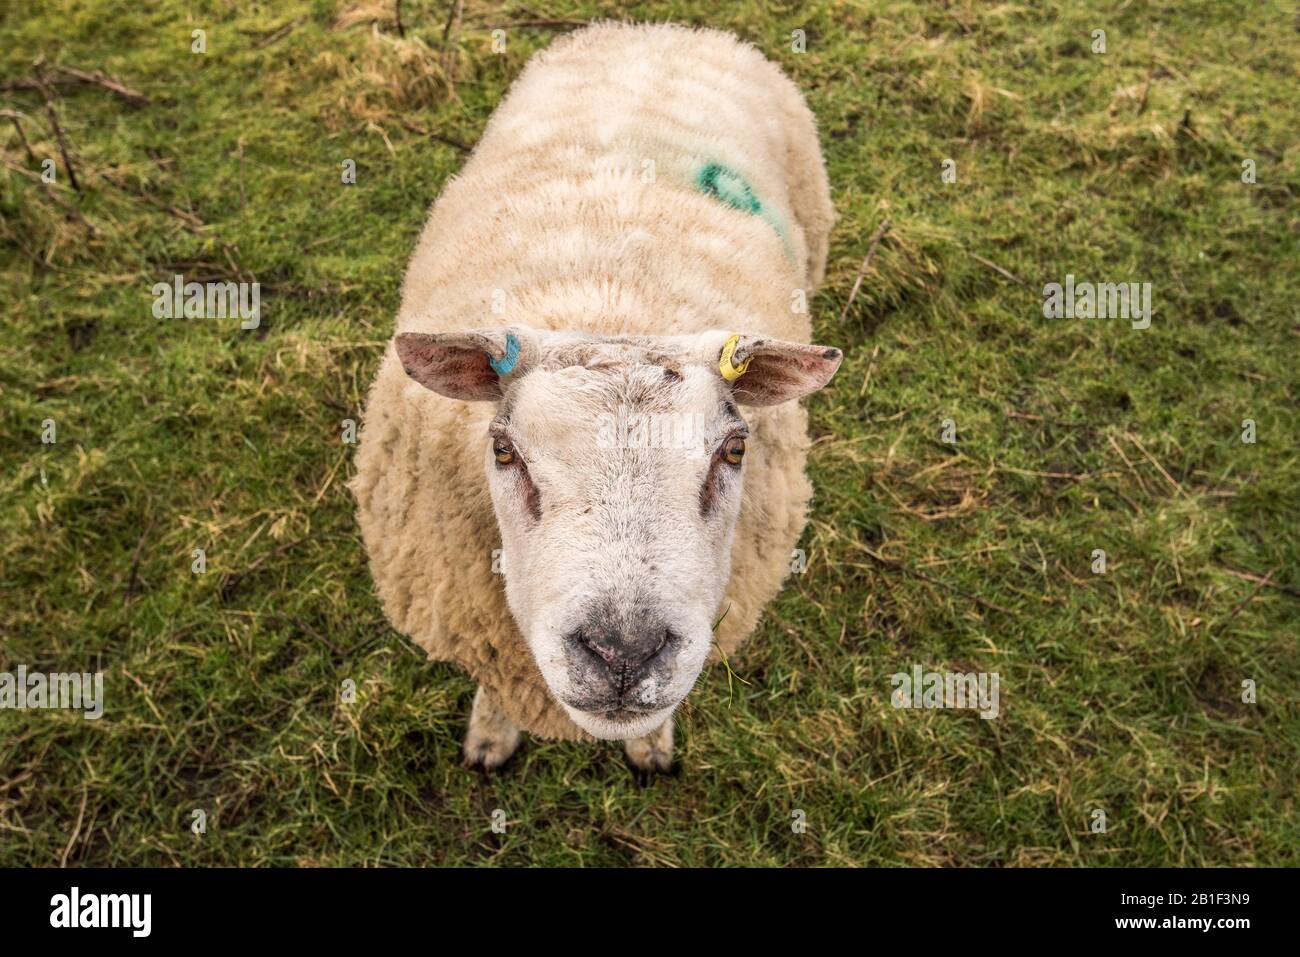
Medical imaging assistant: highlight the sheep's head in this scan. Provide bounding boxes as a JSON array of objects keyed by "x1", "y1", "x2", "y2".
[{"x1": 395, "y1": 326, "x2": 841, "y2": 740}]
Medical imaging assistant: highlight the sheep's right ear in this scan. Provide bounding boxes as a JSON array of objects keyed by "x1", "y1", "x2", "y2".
[
  {"x1": 704, "y1": 332, "x2": 843, "y2": 406},
  {"x1": 394, "y1": 329, "x2": 529, "y2": 401}
]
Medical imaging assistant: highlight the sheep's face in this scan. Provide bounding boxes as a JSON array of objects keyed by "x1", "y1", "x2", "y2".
[{"x1": 396, "y1": 327, "x2": 841, "y2": 740}]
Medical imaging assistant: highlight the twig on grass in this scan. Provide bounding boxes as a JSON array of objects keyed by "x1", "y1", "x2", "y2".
[
  {"x1": 1, "y1": 108, "x2": 37, "y2": 163},
  {"x1": 855, "y1": 542, "x2": 1016, "y2": 616},
  {"x1": 1218, "y1": 570, "x2": 1274, "y2": 627},
  {"x1": 400, "y1": 120, "x2": 473, "y2": 152},
  {"x1": 1218, "y1": 566, "x2": 1300, "y2": 599},
  {"x1": 2, "y1": 223, "x2": 61, "y2": 271},
  {"x1": 51, "y1": 65, "x2": 149, "y2": 106},
  {"x1": 252, "y1": 18, "x2": 304, "y2": 50},
  {"x1": 264, "y1": 613, "x2": 345, "y2": 657},
  {"x1": 838, "y1": 216, "x2": 892, "y2": 323},
  {"x1": 32, "y1": 63, "x2": 81, "y2": 192},
  {"x1": 1126, "y1": 433, "x2": 1190, "y2": 500},
  {"x1": 219, "y1": 534, "x2": 316, "y2": 602},
  {"x1": 123, "y1": 520, "x2": 153, "y2": 607},
  {"x1": 969, "y1": 251, "x2": 1028, "y2": 287},
  {"x1": 1106, "y1": 433, "x2": 1152, "y2": 496},
  {"x1": 2, "y1": 67, "x2": 149, "y2": 106},
  {"x1": 59, "y1": 787, "x2": 88, "y2": 868},
  {"x1": 1136, "y1": 68, "x2": 1155, "y2": 116},
  {"x1": 99, "y1": 168, "x2": 207, "y2": 229},
  {"x1": 1, "y1": 157, "x2": 97, "y2": 234}
]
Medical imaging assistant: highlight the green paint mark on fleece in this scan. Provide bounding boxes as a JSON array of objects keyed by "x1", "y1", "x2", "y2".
[
  {"x1": 694, "y1": 162, "x2": 793, "y2": 261},
  {"x1": 697, "y1": 163, "x2": 762, "y2": 214}
]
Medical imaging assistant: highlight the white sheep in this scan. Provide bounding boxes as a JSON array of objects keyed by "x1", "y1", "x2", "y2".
[{"x1": 351, "y1": 22, "x2": 841, "y2": 772}]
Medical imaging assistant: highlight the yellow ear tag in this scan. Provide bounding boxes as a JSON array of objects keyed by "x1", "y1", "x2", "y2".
[{"x1": 719, "y1": 334, "x2": 752, "y2": 381}]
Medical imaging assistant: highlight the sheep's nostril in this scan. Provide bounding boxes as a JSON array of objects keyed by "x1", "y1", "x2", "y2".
[
  {"x1": 619, "y1": 628, "x2": 678, "y2": 672},
  {"x1": 647, "y1": 629, "x2": 679, "y2": 666},
  {"x1": 564, "y1": 630, "x2": 605, "y2": 665},
  {"x1": 578, "y1": 632, "x2": 620, "y2": 667},
  {"x1": 565, "y1": 625, "x2": 679, "y2": 695},
  {"x1": 621, "y1": 628, "x2": 680, "y2": 691}
]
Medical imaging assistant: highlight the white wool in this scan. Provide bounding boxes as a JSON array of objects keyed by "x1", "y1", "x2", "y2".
[{"x1": 351, "y1": 22, "x2": 836, "y2": 739}]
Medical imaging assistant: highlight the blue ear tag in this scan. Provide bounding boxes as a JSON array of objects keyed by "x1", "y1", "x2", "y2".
[{"x1": 489, "y1": 333, "x2": 521, "y2": 375}]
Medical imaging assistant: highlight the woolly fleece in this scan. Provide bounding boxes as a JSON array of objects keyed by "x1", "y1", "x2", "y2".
[{"x1": 351, "y1": 22, "x2": 836, "y2": 740}]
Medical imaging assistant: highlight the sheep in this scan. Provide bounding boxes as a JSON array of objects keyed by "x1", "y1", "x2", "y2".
[{"x1": 350, "y1": 22, "x2": 841, "y2": 773}]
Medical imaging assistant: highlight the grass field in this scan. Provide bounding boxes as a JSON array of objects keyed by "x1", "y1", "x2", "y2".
[{"x1": 2, "y1": 0, "x2": 1297, "y2": 867}]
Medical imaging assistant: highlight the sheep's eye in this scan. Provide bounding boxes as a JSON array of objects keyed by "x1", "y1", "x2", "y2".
[
  {"x1": 722, "y1": 436, "x2": 746, "y2": 466},
  {"x1": 493, "y1": 440, "x2": 516, "y2": 465}
]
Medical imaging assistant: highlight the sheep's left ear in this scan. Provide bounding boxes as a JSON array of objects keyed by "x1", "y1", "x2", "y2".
[
  {"x1": 708, "y1": 332, "x2": 843, "y2": 406},
  {"x1": 394, "y1": 328, "x2": 532, "y2": 401}
]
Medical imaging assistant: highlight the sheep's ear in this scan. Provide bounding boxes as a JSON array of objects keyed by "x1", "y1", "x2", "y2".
[
  {"x1": 711, "y1": 333, "x2": 843, "y2": 406},
  {"x1": 394, "y1": 329, "x2": 529, "y2": 401}
]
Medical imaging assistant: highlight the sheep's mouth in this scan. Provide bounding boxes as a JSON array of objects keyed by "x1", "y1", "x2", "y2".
[
  {"x1": 558, "y1": 696, "x2": 680, "y2": 740},
  {"x1": 561, "y1": 697, "x2": 666, "y2": 721},
  {"x1": 593, "y1": 706, "x2": 659, "y2": 722}
]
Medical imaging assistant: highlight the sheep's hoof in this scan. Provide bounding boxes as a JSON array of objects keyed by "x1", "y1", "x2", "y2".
[
  {"x1": 623, "y1": 720, "x2": 676, "y2": 778},
  {"x1": 463, "y1": 686, "x2": 522, "y2": 772},
  {"x1": 463, "y1": 724, "x2": 521, "y2": 772}
]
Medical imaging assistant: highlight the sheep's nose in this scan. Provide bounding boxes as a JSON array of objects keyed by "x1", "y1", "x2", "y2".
[{"x1": 565, "y1": 620, "x2": 679, "y2": 695}]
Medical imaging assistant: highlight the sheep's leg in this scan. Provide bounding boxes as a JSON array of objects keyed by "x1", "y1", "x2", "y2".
[
  {"x1": 463, "y1": 685, "x2": 522, "y2": 771},
  {"x1": 624, "y1": 718, "x2": 674, "y2": 774}
]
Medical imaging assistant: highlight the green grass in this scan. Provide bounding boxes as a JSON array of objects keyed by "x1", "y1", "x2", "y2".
[{"x1": 2, "y1": 0, "x2": 1297, "y2": 866}]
